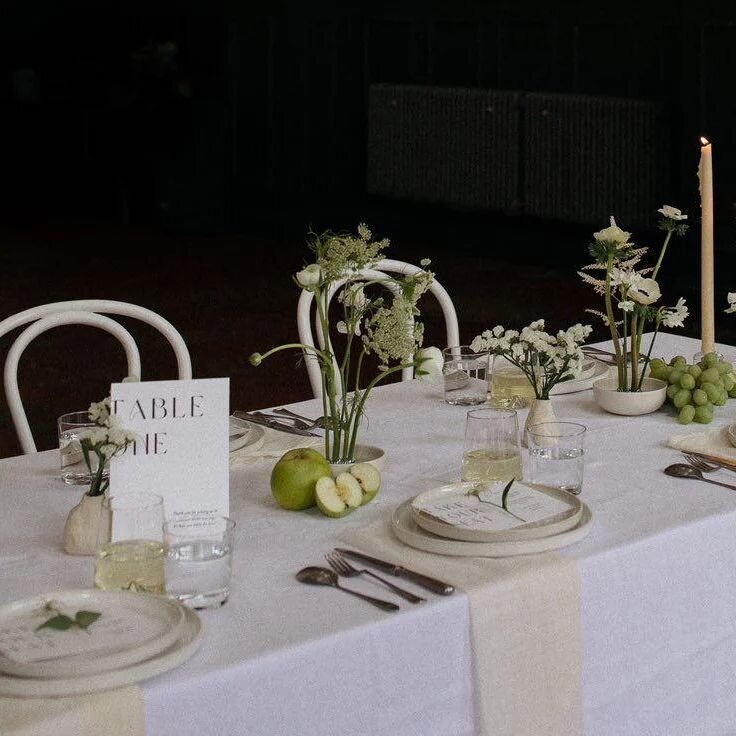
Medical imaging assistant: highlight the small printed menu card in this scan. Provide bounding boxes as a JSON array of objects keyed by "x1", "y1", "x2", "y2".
[
  {"x1": 110, "y1": 378, "x2": 229, "y2": 532},
  {"x1": 416, "y1": 482, "x2": 573, "y2": 531}
]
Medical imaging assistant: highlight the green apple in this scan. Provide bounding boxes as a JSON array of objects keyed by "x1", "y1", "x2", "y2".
[
  {"x1": 315, "y1": 474, "x2": 363, "y2": 518},
  {"x1": 270, "y1": 447, "x2": 332, "y2": 510},
  {"x1": 349, "y1": 463, "x2": 381, "y2": 505}
]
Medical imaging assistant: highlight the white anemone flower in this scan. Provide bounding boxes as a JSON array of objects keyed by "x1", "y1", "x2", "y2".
[
  {"x1": 629, "y1": 277, "x2": 661, "y2": 305},
  {"x1": 295, "y1": 263, "x2": 322, "y2": 289},
  {"x1": 725, "y1": 293, "x2": 736, "y2": 314},
  {"x1": 658, "y1": 205, "x2": 688, "y2": 221},
  {"x1": 415, "y1": 346, "x2": 443, "y2": 384},
  {"x1": 661, "y1": 298, "x2": 689, "y2": 328},
  {"x1": 593, "y1": 217, "x2": 632, "y2": 246}
]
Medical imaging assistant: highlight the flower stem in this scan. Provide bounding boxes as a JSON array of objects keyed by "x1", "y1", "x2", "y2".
[
  {"x1": 604, "y1": 255, "x2": 625, "y2": 389},
  {"x1": 637, "y1": 322, "x2": 660, "y2": 391},
  {"x1": 652, "y1": 230, "x2": 672, "y2": 280}
]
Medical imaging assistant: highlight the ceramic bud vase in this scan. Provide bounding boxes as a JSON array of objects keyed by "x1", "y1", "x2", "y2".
[
  {"x1": 328, "y1": 445, "x2": 386, "y2": 476},
  {"x1": 63, "y1": 492, "x2": 105, "y2": 556},
  {"x1": 522, "y1": 398, "x2": 557, "y2": 448}
]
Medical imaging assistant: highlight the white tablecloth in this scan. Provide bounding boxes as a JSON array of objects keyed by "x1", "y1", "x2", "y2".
[{"x1": 2, "y1": 334, "x2": 736, "y2": 735}]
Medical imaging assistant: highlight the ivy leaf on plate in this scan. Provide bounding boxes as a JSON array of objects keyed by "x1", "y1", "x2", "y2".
[
  {"x1": 75, "y1": 611, "x2": 102, "y2": 629},
  {"x1": 36, "y1": 614, "x2": 75, "y2": 631}
]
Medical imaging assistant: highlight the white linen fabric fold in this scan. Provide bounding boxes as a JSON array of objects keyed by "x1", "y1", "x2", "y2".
[
  {"x1": 347, "y1": 517, "x2": 583, "y2": 736},
  {"x1": 229, "y1": 424, "x2": 321, "y2": 466},
  {"x1": 667, "y1": 426, "x2": 736, "y2": 464},
  {"x1": 0, "y1": 686, "x2": 143, "y2": 736}
]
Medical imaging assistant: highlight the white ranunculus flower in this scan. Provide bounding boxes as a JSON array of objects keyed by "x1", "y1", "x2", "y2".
[
  {"x1": 661, "y1": 297, "x2": 689, "y2": 328},
  {"x1": 619, "y1": 300, "x2": 634, "y2": 312},
  {"x1": 415, "y1": 346, "x2": 443, "y2": 384},
  {"x1": 725, "y1": 292, "x2": 736, "y2": 314},
  {"x1": 629, "y1": 278, "x2": 661, "y2": 305},
  {"x1": 593, "y1": 216, "x2": 632, "y2": 245},
  {"x1": 658, "y1": 205, "x2": 688, "y2": 221},
  {"x1": 295, "y1": 263, "x2": 322, "y2": 289}
]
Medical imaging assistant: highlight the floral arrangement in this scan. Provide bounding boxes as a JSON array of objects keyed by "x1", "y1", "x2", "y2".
[
  {"x1": 578, "y1": 205, "x2": 689, "y2": 392},
  {"x1": 470, "y1": 320, "x2": 592, "y2": 400},
  {"x1": 82, "y1": 398, "x2": 136, "y2": 496},
  {"x1": 249, "y1": 224, "x2": 441, "y2": 464}
]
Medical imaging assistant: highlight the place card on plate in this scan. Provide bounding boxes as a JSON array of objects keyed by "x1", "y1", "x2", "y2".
[
  {"x1": 110, "y1": 378, "x2": 229, "y2": 532},
  {"x1": 416, "y1": 482, "x2": 573, "y2": 532}
]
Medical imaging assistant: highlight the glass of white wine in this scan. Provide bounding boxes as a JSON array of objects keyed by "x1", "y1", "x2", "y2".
[
  {"x1": 95, "y1": 492, "x2": 166, "y2": 594},
  {"x1": 489, "y1": 356, "x2": 536, "y2": 409},
  {"x1": 462, "y1": 408, "x2": 522, "y2": 482}
]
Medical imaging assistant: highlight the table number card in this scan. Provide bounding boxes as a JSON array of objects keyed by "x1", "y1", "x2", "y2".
[{"x1": 110, "y1": 378, "x2": 229, "y2": 532}]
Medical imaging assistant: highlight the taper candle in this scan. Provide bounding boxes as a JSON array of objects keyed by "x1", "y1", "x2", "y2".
[{"x1": 698, "y1": 137, "x2": 715, "y2": 354}]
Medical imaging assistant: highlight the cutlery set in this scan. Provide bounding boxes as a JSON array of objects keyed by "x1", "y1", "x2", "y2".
[
  {"x1": 296, "y1": 548, "x2": 454, "y2": 612},
  {"x1": 664, "y1": 450, "x2": 736, "y2": 491},
  {"x1": 232, "y1": 409, "x2": 320, "y2": 437}
]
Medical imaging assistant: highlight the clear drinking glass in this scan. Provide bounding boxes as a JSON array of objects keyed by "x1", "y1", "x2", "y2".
[
  {"x1": 462, "y1": 408, "x2": 522, "y2": 482},
  {"x1": 164, "y1": 517, "x2": 236, "y2": 609},
  {"x1": 443, "y1": 346, "x2": 490, "y2": 405},
  {"x1": 527, "y1": 422, "x2": 587, "y2": 495},
  {"x1": 489, "y1": 356, "x2": 536, "y2": 409},
  {"x1": 58, "y1": 411, "x2": 108, "y2": 485},
  {"x1": 94, "y1": 493, "x2": 166, "y2": 594}
]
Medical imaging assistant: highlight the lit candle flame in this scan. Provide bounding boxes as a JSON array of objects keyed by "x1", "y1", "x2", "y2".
[{"x1": 701, "y1": 136, "x2": 710, "y2": 146}]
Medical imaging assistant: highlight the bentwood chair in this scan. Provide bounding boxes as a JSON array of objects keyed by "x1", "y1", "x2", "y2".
[
  {"x1": 0, "y1": 300, "x2": 191, "y2": 454},
  {"x1": 297, "y1": 259, "x2": 459, "y2": 398}
]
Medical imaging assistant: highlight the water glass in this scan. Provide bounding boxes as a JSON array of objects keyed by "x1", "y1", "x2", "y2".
[
  {"x1": 462, "y1": 408, "x2": 522, "y2": 482},
  {"x1": 443, "y1": 346, "x2": 490, "y2": 405},
  {"x1": 527, "y1": 422, "x2": 587, "y2": 495},
  {"x1": 58, "y1": 411, "x2": 108, "y2": 485},
  {"x1": 489, "y1": 356, "x2": 535, "y2": 409},
  {"x1": 94, "y1": 493, "x2": 166, "y2": 594},
  {"x1": 164, "y1": 517, "x2": 236, "y2": 609}
]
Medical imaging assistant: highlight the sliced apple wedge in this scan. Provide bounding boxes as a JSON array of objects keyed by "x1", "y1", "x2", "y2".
[
  {"x1": 349, "y1": 463, "x2": 381, "y2": 505},
  {"x1": 315, "y1": 474, "x2": 363, "y2": 518}
]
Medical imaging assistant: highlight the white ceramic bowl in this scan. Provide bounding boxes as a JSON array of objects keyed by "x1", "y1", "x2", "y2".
[
  {"x1": 592, "y1": 377, "x2": 667, "y2": 416},
  {"x1": 328, "y1": 444, "x2": 385, "y2": 476}
]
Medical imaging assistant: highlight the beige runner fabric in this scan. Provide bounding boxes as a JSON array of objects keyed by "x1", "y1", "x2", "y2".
[
  {"x1": 0, "y1": 686, "x2": 144, "y2": 736},
  {"x1": 348, "y1": 517, "x2": 583, "y2": 736}
]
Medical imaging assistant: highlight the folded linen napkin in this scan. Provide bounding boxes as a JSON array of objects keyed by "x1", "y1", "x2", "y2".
[
  {"x1": 229, "y1": 423, "x2": 322, "y2": 466},
  {"x1": 345, "y1": 516, "x2": 583, "y2": 736},
  {"x1": 667, "y1": 425, "x2": 736, "y2": 464},
  {"x1": 0, "y1": 686, "x2": 143, "y2": 736}
]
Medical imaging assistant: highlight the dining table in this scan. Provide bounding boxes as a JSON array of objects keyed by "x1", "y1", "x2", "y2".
[{"x1": 2, "y1": 332, "x2": 736, "y2": 736}]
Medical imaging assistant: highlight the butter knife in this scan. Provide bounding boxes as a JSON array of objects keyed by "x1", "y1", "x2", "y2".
[
  {"x1": 232, "y1": 410, "x2": 319, "y2": 437},
  {"x1": 334, "y1": 548, "x2": 455, "y2": 595}
]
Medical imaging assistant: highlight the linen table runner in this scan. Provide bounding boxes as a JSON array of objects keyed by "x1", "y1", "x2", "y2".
[
  {"x1": 0, "y1": 686, "x2": 144, "y2": 736},
  {"x1": 348, "y1": 517, "x2": 582, "y2": 736}
]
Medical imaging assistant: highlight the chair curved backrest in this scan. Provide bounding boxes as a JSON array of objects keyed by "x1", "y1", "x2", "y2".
[
  {"x1": 5, "y1": 312, "x2": 142, "y2": 454},
  {"x1": 297, "y1": 259, "x2": 460, "y2": 398},
  {"x1": 0, "y1": 299, "x2": 192, "y2": 453}
]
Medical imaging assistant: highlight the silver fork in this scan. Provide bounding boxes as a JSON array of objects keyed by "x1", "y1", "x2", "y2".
[
  {"x1": 683, "y1": 453, "x2": 736, "y2": 475},
  {"x1": 325, "y1": 552, "x2": 425, "y2": 604}
]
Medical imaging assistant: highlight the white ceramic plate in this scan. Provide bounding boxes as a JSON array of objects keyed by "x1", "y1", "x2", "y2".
[
  {"x1": 550, "y1": 359, "x2": 608, "y2": 395},
  {"x1": 392, "y1": 499, "x2": 592, "y2": 557},
  {"x1": 0, "y1": 603, "x2": 201, "y2": 696},
  {"x1": 229, "y1": 417, "x2": 265, "y2": 453},
  {"x1": 0, "y1": 590, "x2": 186, "y2": 679},
  {"x1": 410, "y1": 482, "x2": 583, "y2": 543},
  {"x1": 728, "y1": 424, "x2": 736, "y2": 448}
]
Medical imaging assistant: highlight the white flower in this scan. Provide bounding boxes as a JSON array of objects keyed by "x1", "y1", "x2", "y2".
[
  {"x1": 336, "y1": 320, "x2": 360, "y2": 336},
  {"x1": 658, "y1": 205, "x2": 688, "y2": 221},
  {"x1": 295, "y1": 263, "x2": 322, "y2": 289},
  {"x1": 88, "y1": 399, "x2": 110, "y2": 425},
  {"x1": 593, "y1": 217, "x2": 632, "y2": 246},
  {"x1": 725, "y1": 293, "x2": 736, "y2": 314},
  {"x1": 89, "y1": 428, "x2": 108, "y2": 446},
  {"x1": 415, "y1": 346, "x2": 443, "y2": 384},
  {"x1": 420, "y1": 258, "x2": 431, "y2": 267},
  {"x1": 661, "y1": 298, "x2": 689, "y2": 328},
  {"x1": 357, "y1": 223, "x2": 372, "y2": 241},
  {"x1": 619, "y1": 300, "x2": 634, "y2": 312},
  {"x1": 629, "y1": 277, "x2": 661, "y2": 305}
]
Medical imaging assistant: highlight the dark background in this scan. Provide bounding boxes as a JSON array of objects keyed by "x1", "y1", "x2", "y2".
[{"x1": 1, "y1": 0, "x2": 735, "y2": 456}]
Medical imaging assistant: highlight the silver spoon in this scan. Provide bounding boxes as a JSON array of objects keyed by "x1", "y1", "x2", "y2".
[
  {"x1": 295, "y1": 567, "x2": 399, "y2": 611},
  {"x1": 664, "y1": 464, "x2": 736, "y2": 492},
  {"x1": 274, "y1": 408, "x2": 327, "y2": 429}
]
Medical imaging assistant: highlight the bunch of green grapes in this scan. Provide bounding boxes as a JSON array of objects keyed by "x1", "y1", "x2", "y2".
[{"x1": 649, "y1": 352, "x2": 736, "y2": 424}]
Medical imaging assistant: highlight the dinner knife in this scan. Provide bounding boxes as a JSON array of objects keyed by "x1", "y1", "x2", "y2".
[
  {"x1": 232, "y1": 410, "x2": 319, "y2": 437},
  {"x1": 334, "y1": 548, "x2": 455, "y2": 595}
]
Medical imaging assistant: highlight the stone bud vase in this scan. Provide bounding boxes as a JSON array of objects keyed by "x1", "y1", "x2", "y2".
[
  {"x1": 63, "y1": 492, "x2": 105, "y2": 556},
  {"x1": 522, "y1": 398, "x2": 557, "y2": 448}
]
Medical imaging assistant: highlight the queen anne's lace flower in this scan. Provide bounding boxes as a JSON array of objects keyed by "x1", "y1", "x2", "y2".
[{"x1": 725, "y1": 293, "x2": 736, "y2": 314}]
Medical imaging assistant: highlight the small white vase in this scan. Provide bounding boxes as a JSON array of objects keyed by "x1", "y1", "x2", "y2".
[
  {"x1": 63, "y1": 492, "x2": 105, "y2": 556},
  {"x1": 328, "y1": 444, "x2": 386, "y2": 476},
  {"x1": 592, "y1": 377, "x2": 667, "y2": 416},
  {"x1": 522, "y1": 398, "x2": 557, "y2": 447}
]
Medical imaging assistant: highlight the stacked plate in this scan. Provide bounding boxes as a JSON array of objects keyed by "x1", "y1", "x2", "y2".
[
  {"x1": 0, "y1": 589, "x2": 201, "y2": 696},
  {"x1": 549, "y1": 358, "x2": 608, "y2": 395},
  {"x1": 392, "y1": 482, "x2": 593, "y2": 557}
]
